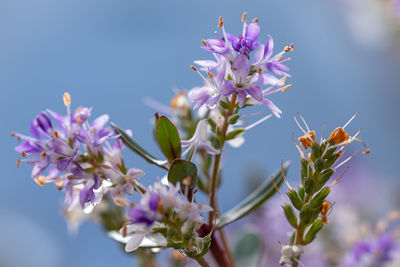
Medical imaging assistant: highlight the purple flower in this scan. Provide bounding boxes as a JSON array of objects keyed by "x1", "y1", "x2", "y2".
[
  {"x1": 340, "y1": 233, "x2": 400, "y2": 267},
  {"x1": 190, "y1": 15, "x2": 292, "y2": 114},
  {"x1": 228, "y1": 23, "x2": 260, "y2": 55}
]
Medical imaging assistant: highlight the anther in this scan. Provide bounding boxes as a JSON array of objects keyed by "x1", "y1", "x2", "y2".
[
  {"x1": 101, "y1": 164, "x2": 112, "y2": 169},
  {"x1": 232, "y1": 67, "x2": 238, "y2": 71},
  {"x1": 252, "y1": 17, "x2": 259, "y2": 23},
  {"x1": 257, "y1": 68, "x2": 262, "y2": 74},
  {"x1": 54, "y1": 131, "x2": 60, "y2": 138},
  {"x1": 125, "y1": 176, "x2": 135, "y2": 186},
  {"x1": 202, "y1": 39, "x2": 207, "y2": 46},
  {"x1": 21, "y1": 151, "x2": 26, "y2": 157},
  {"x1": 280, "y1": 84, "x2": 292, "y2": 92},
  {"x1": 67, "y1": 175, "x2": 75, "y2": 180},
  {"x1": 206, "y1": 70, "x2": 215, "y2": 79},
  {"x1": 10, "y1": 131, "x2": 16, "y2": 137},
  {"x1": 63, "y1": 92, "x2": 71, "y2": 107},
  {"x1": 190, "y1": 65, "x2": 197, "y2": 71},
  {"x1": 114, "y1": 198, "x2": 127, "y2": 207},
  {"x1": 218, "y1": 16, "x2": 224, "y2": 28},
  {"x1": 183, "y1": 176, "x2": 192, "y2": 186},
  {"x1": 241, "y1": 12, "x2": 247, "y2": 23},
  {"x1": 290, "y1": 43, "x2": 294, "y2": 51},
  {"x1": 16, "y1": 159, "x2": 21, "y2": 168},
  {"x1": 34, "y1": 176, "x2": 48, "y2": 187},
  {"x1": 40, "y1": 151, "x2": 46, "y2": 159},
  {"x1": 284, "y1": 46, "x2": 291, "y2": 52}
]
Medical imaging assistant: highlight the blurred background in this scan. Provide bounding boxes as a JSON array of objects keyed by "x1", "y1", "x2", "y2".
[{"x1": 1, "y1": 0, "x2": 400, "y2": 266}]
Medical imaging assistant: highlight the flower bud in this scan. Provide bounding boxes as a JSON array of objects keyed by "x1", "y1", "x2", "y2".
[
  {"x1": 304, "y1": 219, "x2": 323, "y2": 244},
  {"x1": 315, "y1": 169, "x2": 335, "y2": 191},
  {"x1": 299, "y1": 204, "x2": 313, "y2": 226},
  {"x1": 287, "y1": 190, "x2": 303, "y2": 210},
  {"x1": 283, "y1": 204, "x2": 298, "y2": 228},
  {"x1": 298, "y1": 185, "x2": 305, "y2": 202},
  {"x1": 304, "y1": 178, "x2": 315, "y2": 194},
  {"x1": 227, "y1": 114, "x2": 240, "y2": 124},
  {"x1": 310, "y1": 187, "x2": 330, "y2": 209}
]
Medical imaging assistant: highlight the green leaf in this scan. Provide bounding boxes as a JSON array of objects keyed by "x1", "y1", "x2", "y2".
[
  {"x1": 111, "y1": 123, "x2": 168, "y2": 170},
  {"x1": 156, "y1": 116, "x2": 182, "y2": 163},
  {"x1": 216, "y1": 161, "x2": 290, "y2": 229},
  {"x1": 168, "y1": 159, "x2": 197, "y2": 187},
  {"x1": 234, "y1": 228, "x2": 263, "y2": 267},
  {"x1": 225, "y1": 128, "x2": 245, "y2": 141}
]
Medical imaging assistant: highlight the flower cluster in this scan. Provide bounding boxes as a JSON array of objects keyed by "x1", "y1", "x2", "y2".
[
  {"x1": 279, "y1": 113, "x2": 369, "y2": 266},
  {"x1": 13, "y1": 93, "x2": 144, "y2": 213},
  {"x1": 189, "y1": 13, "x2": 292, "y2": 118},
  {"x1": 121, "y1": 182, "x2": 212, "y2": 254}
]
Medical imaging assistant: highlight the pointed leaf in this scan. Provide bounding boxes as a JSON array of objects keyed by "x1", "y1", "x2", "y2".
[
  {"x1": 111, "y1": 123, "x2": 168, "y2": 170},
  {"x1": 234, "y1": 228, "x2": 263, "y2": 267},
  {"x1": 156, "y1": 116, "x2": 181, "y2": 163},
  {"x1": 168, "y1": 159, "x2": 197, "y2": 187},
  {"x1": 216, "y1": 161, "x2": 290, "y2": 229}
]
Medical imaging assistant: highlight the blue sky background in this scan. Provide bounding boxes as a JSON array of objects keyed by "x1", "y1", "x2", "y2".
[{"x1": 1, "y1": 0, "x2": 400, "y2": 266}]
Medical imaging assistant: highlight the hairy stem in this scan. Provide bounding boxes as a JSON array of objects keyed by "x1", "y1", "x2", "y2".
[{"x1": 208, "y1": 93, "x2": 237, "y2": 267}]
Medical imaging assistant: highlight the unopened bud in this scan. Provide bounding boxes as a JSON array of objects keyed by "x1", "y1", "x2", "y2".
[
  {"x1": 282, "y1": 204, "x2": 298, "y2": 228},
  {"x1": 299, "y1": 204, "x2": 313, "y2": 226},
  {"x1": 304, "y1": 219, "x2": 323, "y2": 244},
  {"x1": 287, "y1": 190, "x2": 303, "y2": 210},
  {"x1": 310, "y1": 187, "x2": 330, "y2": 209}
]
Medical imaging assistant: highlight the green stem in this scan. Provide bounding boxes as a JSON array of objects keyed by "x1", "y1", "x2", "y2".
[
  {"x1": 195, "y1": 256, "x2": 211, "y2": 267},
  {"x1": 208, "y1": 93, "x2": 237, "y2": 267}
]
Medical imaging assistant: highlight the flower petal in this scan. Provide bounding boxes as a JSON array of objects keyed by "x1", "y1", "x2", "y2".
[
  {"x1": 237, "y1": 90, "x2": 247, "y2": 108},
  {"x1": 245, "y1": 23, "x2": 260, "y2": 41},
  {"x1": 221, "y1": 80, "x2": 236, "y2": 96},
  {"x1": 246, "y1": 85, "x2": 263, "y2": 102}
]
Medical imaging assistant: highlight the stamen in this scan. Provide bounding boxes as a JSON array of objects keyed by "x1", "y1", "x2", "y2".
[
  {"x1": 281, "y1": 159, "x2": 292, "y2": 190},
  {"x1": 280, "y1": 84, "x2": 292, "y2": 92},
  {"x1": 252, "y1": 17, "x2": 259, "y2": 23},
  {"x1": 320, "y1": 121, "x2": 326, "y2": 143},
  {"x1": 16, "y1": 159, "x2": 21, "y2": 168},
  {"x1": 21, "y1": 151, "x2": 26, "y2": 157},
  {"x1": 257, "y1": 68, "x2": 262, "y2": 74},
  {"x1": 218, "y1": 16, "x2": 224, "y2": 28},
  {"x1": 294, "y1": 116, "x2": 307, "y2": 135},
  {"x1": 297, "y1": 112, "x2": 311, "y2": 133},
  {"x1": 101, "y1": 164, "x2": 112, "y2": 169},
  {"x1": 55, "y1": 180, "x2": 64, "y2": 190},
  {"x1": 245, "y1": 114, "x2": 273, "y2": 130},
  {"x1": 270, "y1": 175, "x2": 288, "y2": 205},
  {"x1": 202, "y1": 39, "x2": 207, "y2": 46},
  {"x1": 10, "y1": 131, "x2": 16, "y2": 137},
  {"x1": 125, "y1": 176, "x2": 136, "y2": 186},
  {"x1": 330, "y1": 167, "x2": 349, "y2": 187},
  {"x1": 190, "y1": 65, "x2": 197, "y2": 71},
  {"x1": 63, "y1": 92, "x2": 71, "y2": 107},
  {"x1": 54, "y1": 131, "x2": 60, "y2": 138},
  {"x1": 232, "y1": 67, "x2": 238, "y2": 71},
  {"x1": 343, "y1": 112, "x2": 359, "y2": 129},
  {"x1": 182, "y1": 176, "x2": 192, "y2": 186},
  {"x1": 40, "y1": 151, "x2": 46, "y2": 159},
  {"x1": 291, "y1": 133, "x2": 305, "y2": 158},
  {"x1": 114, "y1": 198, "x2": 127, "y2": 207},
  {"x1": 67, "y1": 175, "x2": 75, "y2": 180},
  {"x1": 241, "y1": 12, "x2": 247, "y2": 23},
  {"x1": 206, "y1": 70, "x2": 215, "y2": 79},
  {"x1": 334, "y1": 149, "x2": 359, "y2": 170},
  {"x1": 34, "y1": 176, "x2": 48, "y2": 186},
  {"x1": 284, "y1": 46, "x2": 291, "y2": 52}
]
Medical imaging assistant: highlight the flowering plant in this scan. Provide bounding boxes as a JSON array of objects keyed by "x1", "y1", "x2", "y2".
[{"x1": 13, "y1": 12, "x2": 371, "y2": 267}]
